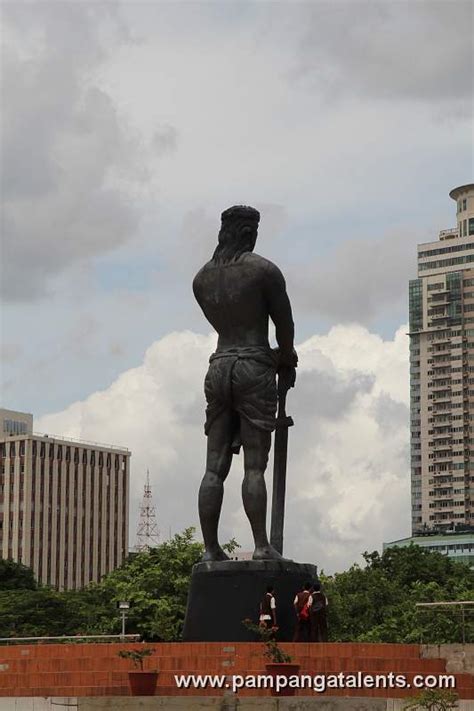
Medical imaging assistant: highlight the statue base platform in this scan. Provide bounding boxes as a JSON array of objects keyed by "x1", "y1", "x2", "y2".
[{"x1": 182, "y1": 559, "x2": 318, "y2": 642}]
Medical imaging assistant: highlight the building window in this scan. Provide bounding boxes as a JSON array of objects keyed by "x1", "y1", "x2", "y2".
[
  {"x1": 469, "y1": 218, "x2": 474, "y2": 236},
  {"x1": 419, "y1": 254, "x2": 474, "y2": 270},
  {"x1": 409, "y1": 279, "x2": 423, "y2": 332},
  {"x1": 3, "y1": 419, "x2": 27, "y2": 435},
  {"x1": 419, "y1": 242, "x2": 474, "y2": 258}
]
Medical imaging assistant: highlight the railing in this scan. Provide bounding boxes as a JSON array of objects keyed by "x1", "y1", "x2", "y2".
[
  {"x1": 416, "y1": 601, "x2": 474, "y2": 644},
  {"x1": 439, "y1": 228, "x2": 459, "y2": 240},
  {"x1": 33, "y1": 432, "x2": 130, "y2": 453},
  {"x1": 0, "y1": 634, "x2": 140, "y2": 645}
]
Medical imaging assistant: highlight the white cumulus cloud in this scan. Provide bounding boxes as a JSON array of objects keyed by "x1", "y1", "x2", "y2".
[{"x1": 37, "y1": 324, "x2": 410, "y2": 573}]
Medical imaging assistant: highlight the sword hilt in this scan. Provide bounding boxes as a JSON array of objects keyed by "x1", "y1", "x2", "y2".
[
  {"x1": 277, "y1": 374, "x2": 293, "y2": 420},
  {"x1": 276, "y1": 415, "x2": 294, "y2": 429}
]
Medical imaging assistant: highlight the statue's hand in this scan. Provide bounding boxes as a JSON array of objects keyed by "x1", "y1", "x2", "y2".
[
  {"x1": 278, "y1": 364, "x2": 296, "y2": 392},
  {"x1": 273, "y1": 347, "x2": 298, "y2": 368}
]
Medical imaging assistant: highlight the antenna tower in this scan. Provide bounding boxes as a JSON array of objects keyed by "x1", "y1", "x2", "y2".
[{"x1": 135, "y1": 469, "x2": 160, "y2": 551}]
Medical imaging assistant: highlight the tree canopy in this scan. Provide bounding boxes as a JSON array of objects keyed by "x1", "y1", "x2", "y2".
[
  {"x1": 320, "y1": 545, "x2": 474, "y2": 643},
  {"x1": 0, "y1": 558, "x2": 37, "y2": 591}
]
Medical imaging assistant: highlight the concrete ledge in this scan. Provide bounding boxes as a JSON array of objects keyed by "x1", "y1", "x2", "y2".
[
  {"x1": 77, "y1": 699, "x2": 473, "y2": 711},
  {"x1": 421, "y1": 644, "x2": 474, "y2": 675},
  {"x1": 80, "y1": 699, "x2": 388, "y2": 711},
  {"x1": 0, "y1": 699, "x2": 473, "y2": 711}
]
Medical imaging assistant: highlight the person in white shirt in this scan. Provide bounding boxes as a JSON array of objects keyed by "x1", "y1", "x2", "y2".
[{"x1": 259, "y1": 585, "x2": 277, "y2": 628}]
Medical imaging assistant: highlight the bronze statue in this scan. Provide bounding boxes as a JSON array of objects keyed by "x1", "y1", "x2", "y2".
[{"x1": 193, "y1": 205, "x2": 297, "y2": 562}]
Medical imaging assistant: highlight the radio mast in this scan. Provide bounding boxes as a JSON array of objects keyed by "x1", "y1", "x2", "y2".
[{"x1": 135, "y1": 469, "x2": 160, "y2": 551}]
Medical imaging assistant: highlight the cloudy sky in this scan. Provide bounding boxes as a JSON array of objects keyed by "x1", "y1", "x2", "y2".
[{"x1": 1, "y1": 1, "x2": 472, "y2": 572}]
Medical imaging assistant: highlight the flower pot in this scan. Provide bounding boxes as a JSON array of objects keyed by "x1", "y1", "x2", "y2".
[
  {"x1": 127, "y1": 670, "x2": 159, "y2": 695},
  {"x1": 265, "y1": 663, "x2": 300, "y2": 696}
]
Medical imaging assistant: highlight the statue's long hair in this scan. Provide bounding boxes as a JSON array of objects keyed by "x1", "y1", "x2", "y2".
[{"x1": 212, "y1": 205, "x2": 260, "y2": 265}]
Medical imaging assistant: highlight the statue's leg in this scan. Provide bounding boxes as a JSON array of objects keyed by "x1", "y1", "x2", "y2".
[
  {"x1": 240, "y1": 418, "x2": 282, "y2": 561},
  {"x1": 199, "y1": 410, "x2": 233, "y2": 562}
]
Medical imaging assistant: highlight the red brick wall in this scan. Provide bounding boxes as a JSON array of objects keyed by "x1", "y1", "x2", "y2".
[{"x1": 0, "y1": 642, "x2": 472, "y2": 698}]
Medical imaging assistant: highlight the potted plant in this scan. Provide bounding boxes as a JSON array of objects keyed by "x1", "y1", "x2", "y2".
[
  {"x1": 403, "y1": 689, "x2": 459, "y2": 711},
  {"x1": 243, "y1": 619, "x2": 300, "y2": 696},
  {"x1": 118, "y1": 648, "x2": 158, "y2": 695}
]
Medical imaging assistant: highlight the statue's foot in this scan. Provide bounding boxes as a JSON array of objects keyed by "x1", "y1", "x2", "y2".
[
  {"x1": 253, "y1": 544, "x2": 287, "y2": 561},
  {"x1": 202, "y1": 545, "x2": 230, "y2": 562}
]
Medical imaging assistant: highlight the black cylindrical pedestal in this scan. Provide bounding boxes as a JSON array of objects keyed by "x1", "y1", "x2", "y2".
[{"x1": 182, "y1": 559, "x2": 318, "y2": 642}]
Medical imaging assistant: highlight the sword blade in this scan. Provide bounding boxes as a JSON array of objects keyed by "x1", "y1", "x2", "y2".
[{"x1": 270, "y1": 423, "x2": 289, "y2": 554}]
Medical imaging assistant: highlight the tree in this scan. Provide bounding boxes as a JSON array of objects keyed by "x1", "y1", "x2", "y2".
[
  {"x1": 84, "y1": 527, "x2": 239, "y2": 641},
  {"x1": 0, "y1": 529, "x2": 237, "y2": 640},
  {"x1": 321, "y1": 545, "x2": 474, "y2": 644},
  {"x1": 0, "y1": 588, "x2": 76, "y2": 637},
  {"x1": 0, "y1": 558, "x2": 37, "y2": 591},
  {"x1": 403, "y1": 689, "x2": 459, "y2": 710}
]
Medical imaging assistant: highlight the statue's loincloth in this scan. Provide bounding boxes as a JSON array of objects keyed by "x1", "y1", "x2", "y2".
[{"x1": 204, "y1": 346, "x2": 278, "y2": 451}]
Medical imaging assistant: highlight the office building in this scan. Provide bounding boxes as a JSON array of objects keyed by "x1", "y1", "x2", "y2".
[
  {"x1": 0, "y1": 407, "x2": 130, "y2": 590},
  {"x1": 384, "y1": 531, "x2": 474, "y2": 568},
  {"x1": 409, "y1": 184, "x2": 474, "y2": 533}
]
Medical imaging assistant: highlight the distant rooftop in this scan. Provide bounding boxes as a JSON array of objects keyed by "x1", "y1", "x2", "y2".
[
  {"x1": 0, "y1": 429, "x2": 129, "y2": 453},
  {"x1": 0, "y1": 407, "x2": 129, "y2": 452},
  {"x1": 449, "y1": 183, "x2": 474, "y2": 201},
  {"x1": 33, "y1": 432, "x2": 130, "y2": 452}
]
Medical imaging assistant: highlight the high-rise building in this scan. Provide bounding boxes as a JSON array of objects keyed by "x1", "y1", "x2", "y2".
[
  {"x1": 0, "y1": 408, "x2": 130, "y2": 590},
  {"x1": 409, "y1": 184, "x2": 474, "y2": 534}
]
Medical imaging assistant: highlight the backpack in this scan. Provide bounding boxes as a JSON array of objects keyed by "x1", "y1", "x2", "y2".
[
  {"x1": 299, "y1": 600, "x2": 310, "y2": 621},
  {"x1": 311, "y1": 592, "x2": 326, "y2": 613}
]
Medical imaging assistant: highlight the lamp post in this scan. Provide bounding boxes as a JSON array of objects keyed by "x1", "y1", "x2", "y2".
[{"x1": 118, "y1": 601, "x2": 130, "y2": 639}]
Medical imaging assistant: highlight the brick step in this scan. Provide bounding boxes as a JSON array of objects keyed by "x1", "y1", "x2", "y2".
[
  {"x1": 0, "y1": 656, "x2": 448, "y2": 674},
  {"x1": 0, "y1": 662, "x2": 450, "y2": 685},
  {"x1": 0, "y1": 642, "x2": 423, "y2": 660},
  {"x1": 0, "y1": 659, "x2": 455, "y2": 676},
  {"x1": 0, "y1": 686, "x2": 129, "y2": 697}
]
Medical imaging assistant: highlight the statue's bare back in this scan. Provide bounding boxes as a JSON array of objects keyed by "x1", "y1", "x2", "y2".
[
  {"x1": 193, "y1": 205, "x2": 297, "y2": 562},
  {"x1": 193, "y1": 253, "x2": 280, "y2": 351}
]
